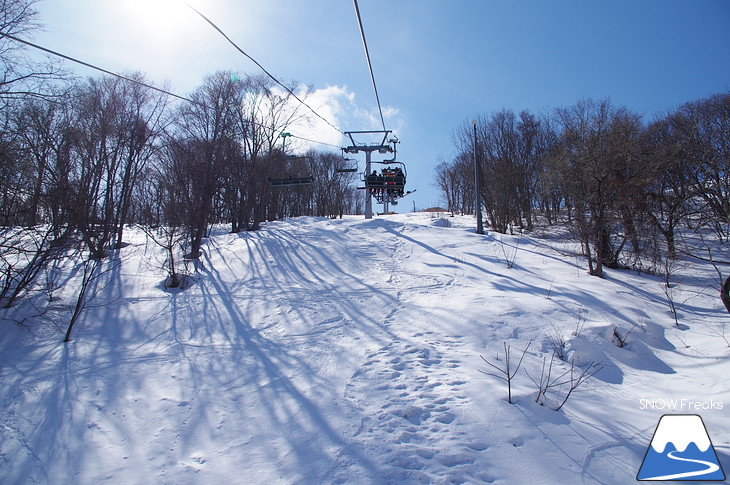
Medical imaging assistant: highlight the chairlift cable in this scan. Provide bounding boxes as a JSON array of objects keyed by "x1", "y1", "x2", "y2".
[
  {"x1": 352, "y1": 0, "x2": 387, "y2": 132},
  {"x1": 289, "y1": 134, "x2": 342, "y2": 149},
  {"x1": 3, "y1": 33, "x2": 196, "y2": 105},
  {"x1": 5, "y1": 33, "x2": 344, "y2": 151},
  {"x1": 185, "y1": 3, "x2": 344, "y2": 136}
]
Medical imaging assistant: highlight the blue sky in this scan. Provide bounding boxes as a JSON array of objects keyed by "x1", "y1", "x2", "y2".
[{"x1": 31, "y1": 0, "x2": 730, "y2": 209}]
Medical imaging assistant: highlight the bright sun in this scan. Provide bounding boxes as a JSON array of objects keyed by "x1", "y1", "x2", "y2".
[{"x1": 123, "y1": 0, "x2": 192, "y2": 44}]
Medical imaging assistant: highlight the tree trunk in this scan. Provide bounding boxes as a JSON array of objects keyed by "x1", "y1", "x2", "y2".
[
  {"x1": 721, "y1": 275, "x2": 730, "y2": 316},
  {"x1": 188, "y1": 225, "x2": 204, "y2": 259},
  {"x1": 64, "y1": 258, "x2": 100, "y2": 342}
]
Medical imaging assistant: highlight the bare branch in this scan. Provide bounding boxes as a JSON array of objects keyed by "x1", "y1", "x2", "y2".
[{"x1": 479, "y1": 341, "x2": 531, "y2": 404}]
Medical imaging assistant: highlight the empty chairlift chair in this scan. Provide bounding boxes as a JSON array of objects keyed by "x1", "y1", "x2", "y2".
[
  {"x1": 268, "y1": 155, "x2": 314, "y2": 186},
  {"x1": 335, "y1": 158, "x2": 358, "y2": 174}
]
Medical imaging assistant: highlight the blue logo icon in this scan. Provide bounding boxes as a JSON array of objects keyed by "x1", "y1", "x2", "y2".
[{"x1": 637, "y1": 414, "x2": 725, "y2": 481}]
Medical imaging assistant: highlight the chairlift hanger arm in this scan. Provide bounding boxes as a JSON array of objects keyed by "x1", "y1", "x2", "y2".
[
  {"x1": 384, "y1": 137, "x2": 398, "y2": 162},
  {"x1": 344, "y1": 130, "x2": 392, "y2": 148}
]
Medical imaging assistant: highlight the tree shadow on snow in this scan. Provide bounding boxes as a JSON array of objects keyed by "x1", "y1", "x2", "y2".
[{"x1": 178, "y1": 222, "x2": 411, "y2": 481}]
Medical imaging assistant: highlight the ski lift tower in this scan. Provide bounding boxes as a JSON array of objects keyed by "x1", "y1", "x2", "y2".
[{"x1": 343, "y1": 130, "x2": 397, "y2": 219}]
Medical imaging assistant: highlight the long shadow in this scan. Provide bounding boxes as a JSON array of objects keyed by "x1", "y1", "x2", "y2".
[
  {"x1": 516, "y1": 401, "x2": 659, "y2": 484},
  {"x1": 513, "y1": 401, "x2": 615, "y2": 484},
  {"x1": 238, "y1": 222, "x2": 405, "y2": 346},
  {"x1": 384, "y1": 222, "x2": 685, "y2": 387},
  {"x1": 0, "y1": 223, "x2": 400, "y2": 483},
  {"x1": 195, "y1": 239, "x2": 386, "y2": 480},
  {"x1": 383, "y1": 224, "x2": 502, "y2": 279},
  {"x1": 15, "y1": 219, "x2": 689, "y2": 482},
  {"x1": 0, "y1": 340, "x2": 117, "y2": 483},
  {"x1": 382, "y1": 224, "x2": 638, "y2": 322},
  {"x1": 0, "y1": 343, "x2": 67, "y2": 484},
  {"x1": 161, "y1": 219, "x2": 436, "y2": 479}
]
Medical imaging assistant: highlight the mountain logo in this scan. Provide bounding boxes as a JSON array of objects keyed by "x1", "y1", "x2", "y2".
[{"x1": 637, "y1": 414, "x2": 725, "y2": 481}]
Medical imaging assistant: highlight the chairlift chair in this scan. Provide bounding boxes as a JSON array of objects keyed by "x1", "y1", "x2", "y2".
[
  {"x1": 268, "y1": 176, "x2": 313, "y2": 186},
  {"x1": 268, "y1": 154, "x2": 314, "y2": 187},
  {"x1": 363, "y1": 161, "x2": 407, "y2": 203},
  {"x1": 335, "y1": 158, "x2": 358, "y2": 173}
]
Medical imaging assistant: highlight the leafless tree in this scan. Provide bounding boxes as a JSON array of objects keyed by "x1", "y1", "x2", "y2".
[
  {"x1": 165, "y1": 72, "x2": 242, "y2": 258},
  {"x1": 439, "y1": 92, "x2": 730, "y2": 287},
  {"x1": 110, "y1": 78, "x2": 169, "y2": 247},
  {"x1": 449, "y1": 109, "x2": 548, "y2": 233},
  {"x1": 234, "y1": 75, "x2": 307, "y2": 230},
  {"x1": 682, "y1": 93, "x2": 730, "y2": 241},
  {"x1": 310, "y1": 151, "x2": 357, "y2": 218},
  {"x1": 434, "y1": 152, "x2": 474, "y2": 216},
  {"x1": 552, "y1": 99, "x2": 644, "y2": 277},
  {"x1": 0, "y1": 95, "x2": 72, "y2": 307},
  {"x1": 11, "y1": 91, "x2": 76, "y2": 228},
  {"x1": 0, "y1": 225, "x2": 60, "y2": 307},
  {"x1": 0, "y1": 0, "x2": 65, "y2": 103},
  {"x1": 480, "y1": 341, "x2": 531, "y2": 404},
  {"x1": 63, "y1": 253, "x2": 120, "y2": 342},
  {"x1": 136, "y1": 166, "x2": 189, "y2": 288},
  {"x1": 0, "y1": 106, "x2": 26, "y2": 226},
  {"x1": 641, "y1": 114, "x2": 696, "y2": 260},
  {"x1": 61, "y1": 75, "x2": 163, "y2": 258}
]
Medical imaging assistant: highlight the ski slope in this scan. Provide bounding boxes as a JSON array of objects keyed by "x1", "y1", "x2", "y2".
[{"x1": 1, "y1": 213, "x2": 729, "y2": 484}]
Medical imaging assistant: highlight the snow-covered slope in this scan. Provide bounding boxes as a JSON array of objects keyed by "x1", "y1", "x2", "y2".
[{"x1": 1, "y1": 213, "x2": 729, "y2": 484}]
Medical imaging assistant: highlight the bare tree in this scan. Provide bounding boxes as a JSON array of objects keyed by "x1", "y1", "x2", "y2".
[
  {"x1": 440, "y1": 92, "x2": 730, "y2": 284},
  {"x1": 449, "y1": 109, "x2": 547, "y2": 233},
  {"x1": 473, "y1": 111, "x2": 522, "y2": 233},
  {"x1": 235, "y1": 75, "x2": 307, "y2": 230},
  {"x1": 310, "y1": 151, "x2": 357, "y2": 218},
  {"x1": 64, "y1": 77, "x2": 122, "y2": 259},
  {"x1": 0, "y1": 225, "x2": 66, "y2": 308},
  {"x1": 642, "y1": 114, "x2": 695, "y2": 260},
  {"x1": 683, "y1": 94, "x2": 730, "y2": 241},
  {"x1": 63, "y1": 254, "x2": 120, "y2": 342},
  {"x1": 166, "y1": 72, "x2": 242, "y2": 258},
  {"x1": 552, "y1": 99, "x2": 643, "y2": 277},
  {"x1": 11, "y1": 91, "x2": 75, "y2": 227},
  {"x1": 110, "y1": 77, "x2": 169, "y2": 248},
  {"x1": 0, "y1": 96, "x2": 71, "y2": 308},
  {"x1": 479, "y1": 341, "x2": 531, "y2": 404},
  {"x1": 0, "y1": 105, "x2": 27, "y2": 226},
  {"x1": 434, "y1": 152, "x2": 474, "y2": 216},
  {"x1": 0, "y1": 0, "x2": 64, "y2": 103},
  {"x1": 136, "y1": 165, "x2": 189, "y2": 289}
]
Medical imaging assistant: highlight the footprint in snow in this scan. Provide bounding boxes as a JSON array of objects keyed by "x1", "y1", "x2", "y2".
[{"x1": 344, "y1": 339, "x2": 486, "y2": 481}]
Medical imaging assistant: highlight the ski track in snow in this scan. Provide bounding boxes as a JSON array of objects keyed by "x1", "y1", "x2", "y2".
[{"x1": 1, "y1": 214, "x2": 730, "y2": 484}]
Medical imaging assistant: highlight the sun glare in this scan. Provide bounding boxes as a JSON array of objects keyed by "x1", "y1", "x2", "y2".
[{"x1": 124, "y1": 0, "x2": 191, "y2": 44}]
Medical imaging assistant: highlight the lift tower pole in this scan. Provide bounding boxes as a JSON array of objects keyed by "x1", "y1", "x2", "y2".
[
  {"x1": 365, "y1": 149, "x2": 374, "y2": 218},
  {"x1": 344, "y1": 131, "x2": 394, "y2": 219}
]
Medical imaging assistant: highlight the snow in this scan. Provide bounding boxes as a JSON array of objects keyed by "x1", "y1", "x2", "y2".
[{"x1": 1, "y1": 213, "x2": 729, "y2": 484}]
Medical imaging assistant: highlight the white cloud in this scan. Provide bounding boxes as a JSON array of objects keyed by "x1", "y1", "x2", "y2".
[{"x1": 278, "y1": 85, "x2": 406, "y2": 153}]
